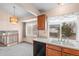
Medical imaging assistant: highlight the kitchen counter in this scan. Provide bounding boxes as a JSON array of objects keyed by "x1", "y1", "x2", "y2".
[{"x1": 33, "y1": 37, "x2": 79, "y2": 51}]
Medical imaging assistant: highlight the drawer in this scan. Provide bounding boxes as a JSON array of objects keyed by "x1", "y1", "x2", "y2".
[
  {"x1": 46, "y1": 48, "x2": 61, "y2": 56},
  {"x1": 46, "y1": 44, "x2": 62, "y2": 51},
  {"x1": 63, "y1": 48, "x2": 79, "y2": 56}
]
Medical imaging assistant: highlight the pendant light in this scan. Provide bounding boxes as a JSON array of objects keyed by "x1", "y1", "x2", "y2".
[{"x1": 10, "y1": 6, "x2": 18, "y2": 24}]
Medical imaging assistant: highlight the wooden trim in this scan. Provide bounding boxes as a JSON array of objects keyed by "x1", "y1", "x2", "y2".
[{"x1": 62, "y1": 52, "x2": 75, "y2": 56}]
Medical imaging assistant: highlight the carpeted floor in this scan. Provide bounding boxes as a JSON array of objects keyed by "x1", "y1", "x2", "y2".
[{"x1": 0, "y1": 43, "x2": 33, "y2": 56}]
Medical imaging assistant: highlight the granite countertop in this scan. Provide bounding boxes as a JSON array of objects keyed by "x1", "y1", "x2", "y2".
[{"x1": 33, "y1": 37, "x2": 79, "y2": 50}]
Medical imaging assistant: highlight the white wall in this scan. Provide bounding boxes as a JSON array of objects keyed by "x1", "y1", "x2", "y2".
[{"x1": 0, "y1": 9, "x2": 22, "y2": 42}]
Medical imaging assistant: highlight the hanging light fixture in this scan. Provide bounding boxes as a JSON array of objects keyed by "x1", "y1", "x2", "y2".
[{"x1": 10, "y1": 6, "x2": 18, "y2": 24}]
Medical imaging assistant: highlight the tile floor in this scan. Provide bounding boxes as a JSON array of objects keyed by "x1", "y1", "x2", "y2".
[{"x1": 0, "y1": 43, "x2": 33, "y2": 56}]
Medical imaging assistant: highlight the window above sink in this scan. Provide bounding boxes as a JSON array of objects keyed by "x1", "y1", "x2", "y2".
[{"x1": 48, "y1": 13, "x2": 77, "y2": 41}]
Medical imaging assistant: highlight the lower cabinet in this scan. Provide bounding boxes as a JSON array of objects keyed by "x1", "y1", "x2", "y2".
[
  {"x1": 46, "y1": 44, "x2": 79, "y2": 56},
  {"x1": 46, "y1": 48, "x2": 61, "y2": 56},
  {"x1": 62, "y1": 48, "x2": 79, "y2": 56},
  {"x1": 46, "y1": 44, "x2": 62, "y2": 56}
]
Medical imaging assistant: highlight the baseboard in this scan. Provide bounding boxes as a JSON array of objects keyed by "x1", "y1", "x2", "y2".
[{"x1": 21, "y1": 41, "x2": 33, "y2": 44}]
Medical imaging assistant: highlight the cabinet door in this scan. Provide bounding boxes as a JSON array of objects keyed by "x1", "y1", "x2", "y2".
[
  {"x1": 46, "y1": 48, "x2": 61, "y2": 56},
  {"x1": 38, "y1": 14, "x2": 46, "y2": 30},
  {"x1": 63, "y1": 48, "x2": 79, "y2": 56},
  {"x1": 46, "y1": 44, "x2": 62, "y2": 51}
]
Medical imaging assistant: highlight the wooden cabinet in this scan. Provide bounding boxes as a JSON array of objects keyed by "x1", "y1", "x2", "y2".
[
  {"x1": 46, "y1": 48, "x2": 61, "y2": 56},
  {"x1": 46, "y1": 44, "x2": 62, "y2": 51},
  {"x1": 37, "y1": 14, "x2": 47, "y2": 30},
  {"x1": 46, "y1": 44, "x2": 62, "y2": 56},
  {"x1": 46, "y1": 44, "x2": 79, "y2": 56},
  {"x1": 62, "y1": 48, "x2": 79, "y2": 56}
]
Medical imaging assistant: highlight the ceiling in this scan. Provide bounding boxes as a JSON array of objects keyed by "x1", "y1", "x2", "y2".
[
  {"x1": 32, "y1": 3, "x2": 58, "y2": 12},
  {"x1": 0, "y1": 3, "x2": 59, "y2": 19},
  {"x1": 0, "y1": 3, "x2": 33, "y2": 18}
]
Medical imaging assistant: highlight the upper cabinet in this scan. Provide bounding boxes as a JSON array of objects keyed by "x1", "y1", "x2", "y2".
[{"x1": 37, "y1": 14, "x2": 47, "y2": 30}]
